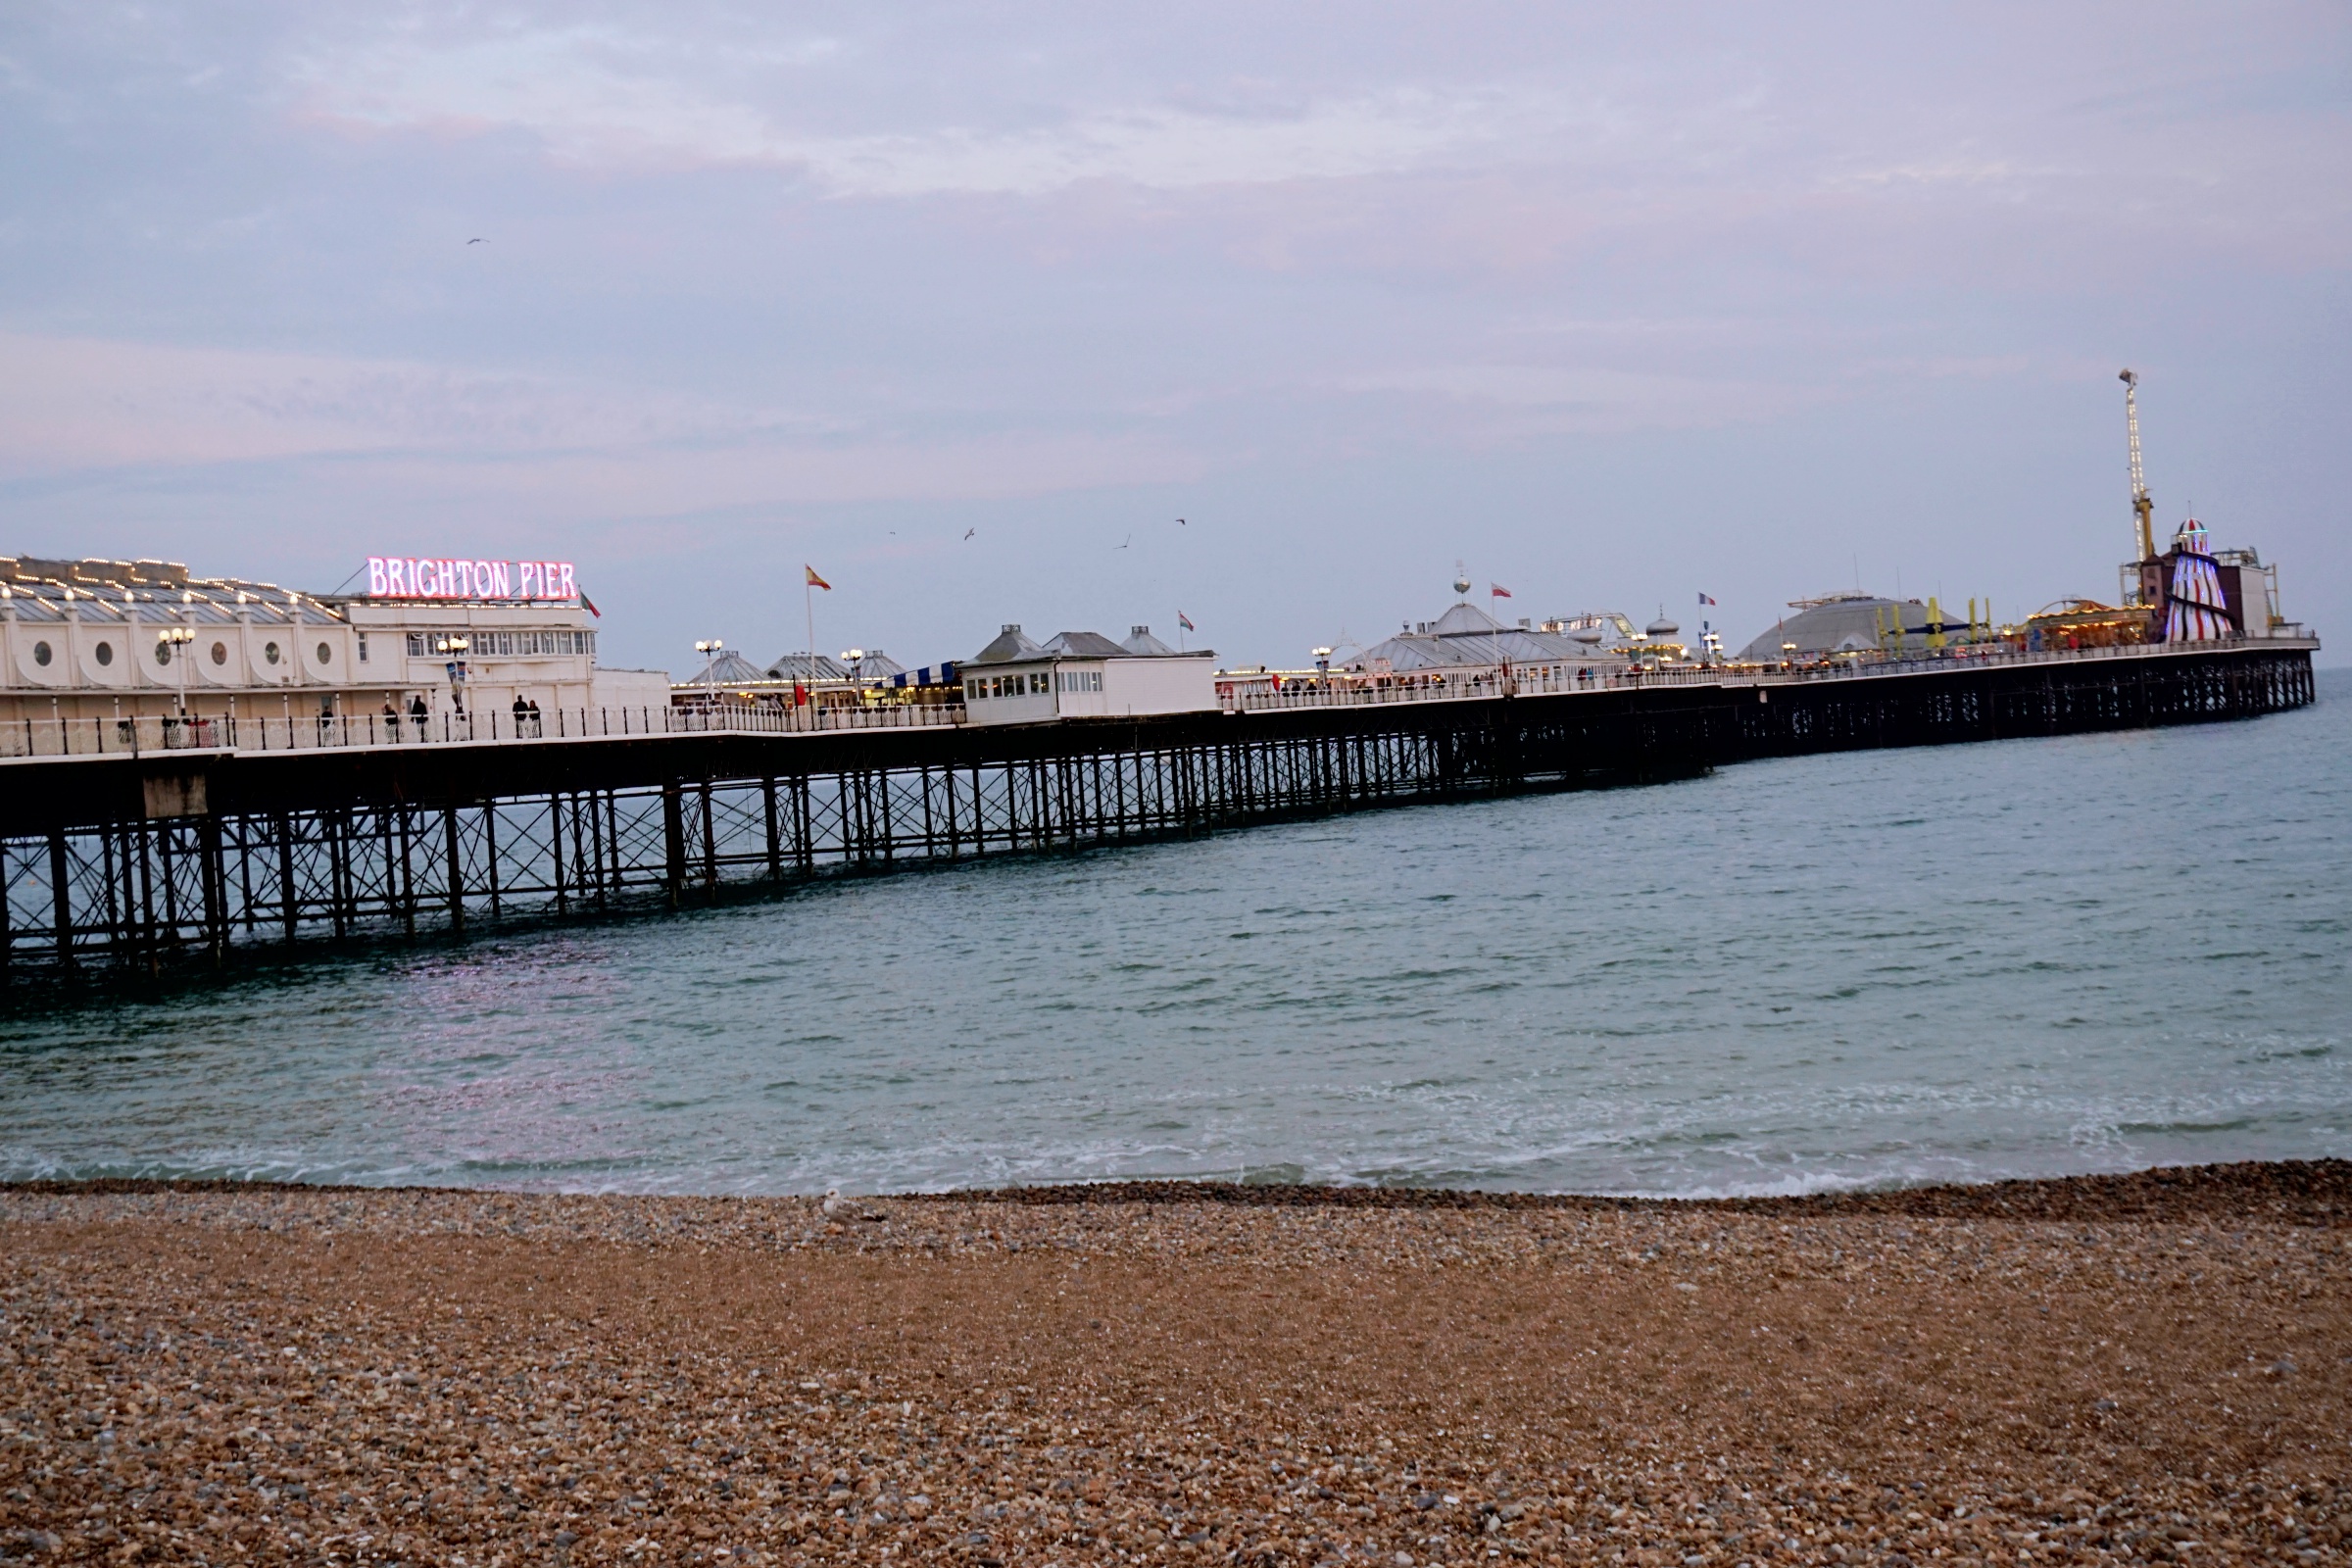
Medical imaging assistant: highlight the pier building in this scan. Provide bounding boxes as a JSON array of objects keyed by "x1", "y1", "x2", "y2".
[
  {"x1": 1348, "y1": 600, "x2": 1637, "y2": 677},
  {"x1": 959, "y1": 624, "x2": 1216, "y2": 726},
  {"x1": 0, "y1": 555, "x2": 668, "y2": 732}
]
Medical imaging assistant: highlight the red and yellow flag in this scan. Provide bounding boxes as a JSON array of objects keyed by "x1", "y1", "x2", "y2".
[{"x1": 805, "y1": 565, "x2": 831, "y2": 590}]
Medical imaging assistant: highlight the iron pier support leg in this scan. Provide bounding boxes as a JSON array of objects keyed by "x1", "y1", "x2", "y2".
[
  {"x1": 444, "y1": 806, "x2": 466, "y2": 937},
  {"x1": 762, "y1": 777, "x2": 781, "y2": 880},
  {"x1": 700, "y1": 780, "x2": 718, "y2": 893},
  {"x1": 485, "y1": 804, "x2": 501, "y2": 916},
  {"x1": 200, "y1": 817, "x2": 226, "y2": 965},
  {"x1": 551, "y1": 796, "x2": 569, "y2": 916},
  {"x1": 47, "y1": 828, "x2": 72, "y2": 970},
  {"x1": 662, "y1": 783, "x2": 686, "y2": 907},
  {"x1": 399, "y1": 808, "x2": 417, "y2": 938},
  {"x1": 136, "y1": 824, "x2": 158, "y2": 975},
  {"x1": 277, "y1": 812, "x2": 298, "y2": 945}
]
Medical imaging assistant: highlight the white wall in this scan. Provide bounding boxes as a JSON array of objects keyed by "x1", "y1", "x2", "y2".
[
  {"x1": 962, "y1": 663, "x2": 1062, "y2": 726},
  {"x1": 592, "y1": 668, "x2": 673, "y2": 712},
  {"x1": 1099, "y1": 655, "x2": 1216, "y2": 715}
]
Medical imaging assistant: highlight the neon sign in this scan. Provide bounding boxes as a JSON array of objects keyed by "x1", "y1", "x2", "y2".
[{"x1": 366, "y1": 558, "x2": 576, "y2": 601}]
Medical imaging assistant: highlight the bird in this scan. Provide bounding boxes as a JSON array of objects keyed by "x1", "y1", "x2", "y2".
[
  {"x1": 821, "y1": 1188, "x2": 882, "y2": 1221},
  {"x1": 1176, "y1": 517, "x2": 1186, "y2": 526},
  {"x1": 962, "y1": 528, "x2": 976, "y2": 541},
  {"x1": 467, "y1": 237, "x2": 484, "y2": 244},
  {"x1": 1113, "y1": 533, "x2": 1132, "y2": 551}
]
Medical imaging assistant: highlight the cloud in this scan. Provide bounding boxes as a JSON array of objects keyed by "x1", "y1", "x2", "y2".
[
  {"x1": 0, "y1": 330, "x2": 830, "y2": 470},
  {"x1": 1332, "y1": 362, "x2": 1818, "y2": 433},
  {"x1": 291, "y1": 27, "x2": 1623, "y2": 194},
  {"x1": 0, "y1": 331, "x2": 1198, "y2": 509}
]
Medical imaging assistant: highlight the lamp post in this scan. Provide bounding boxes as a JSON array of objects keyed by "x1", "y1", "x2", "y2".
[
  {"x1": 1312, "y1": 646, "x2": 1333, "y2": 686},
  {"x1": 435, "y1": 634, "x2": 469, "y2": 714},
  {"x1": 695, "y1": 638, "x2": 723, "y2": 708},
  {"x1": 841, "y1": 648, "x2": 865, "y2": 691},
  {"x1": 159, "y1": 624, "x2": 195, "y2": 728}
]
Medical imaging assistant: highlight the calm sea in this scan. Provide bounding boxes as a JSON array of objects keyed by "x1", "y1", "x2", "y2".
[{"x1": 4, "y1": 671, "x2": 2346, "y2": 1198}]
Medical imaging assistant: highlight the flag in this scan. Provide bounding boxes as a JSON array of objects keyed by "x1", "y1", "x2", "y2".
[
  {"x1": 1178, "y1": 611, "x2": 1195, "y2": 631},
  {"x1": 805, "y1": 565, "x2": 831, "y2": 590},
  {"x1": 580, "y1": 592, "x2": 602, "y2": 618},
  {"x1": 1698, "y1": 592, "x2": 1717, "y2": 606},
  {"x1": 793, "y1": 681, "x2": 808, "y2": 709},
  {"x1": 1491, "y1": 583, "x2": 1512, "y2": 599}
]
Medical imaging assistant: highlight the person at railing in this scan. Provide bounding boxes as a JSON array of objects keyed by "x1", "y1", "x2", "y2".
[
  {"x1": 526, "y1": 698, "x2": 542, "y2": 738},
  {"x1": 408, "y1": 693, "x2": 428, "y2": 739}
]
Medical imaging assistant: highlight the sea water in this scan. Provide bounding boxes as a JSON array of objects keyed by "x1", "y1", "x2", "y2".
[{"x1": 3, "y1": 671, "x2": 2346, "y2": 1198}]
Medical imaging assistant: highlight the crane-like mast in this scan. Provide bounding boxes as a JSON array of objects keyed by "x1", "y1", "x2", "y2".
[{"x1": 2121, "y1": 368, "x2": 2156, "y2": 564}]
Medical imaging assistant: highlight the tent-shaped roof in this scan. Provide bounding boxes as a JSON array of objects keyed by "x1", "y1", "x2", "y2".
[
  {"x1": 1121, "y1": 624, "x2": 1176, "y2": 655},
  {"x1": 688, "y1": 651, "x2": 770, "y2": 685},
  {"x1": 970, "y1": 624, "x2": 1045, "y2": 663},
  {"x1": 1430, "y1": 601, "x2": 1507, "y2": 636},
  {"x1": 765, "y1": 651, "x2": 848, "y2": 680},
  {"x1": 1041, "y1": 630, "x2": 1128, "y2": 658},
  {"x1": 1347, "y1": 599, "x2": 1627, "y2": 673}
]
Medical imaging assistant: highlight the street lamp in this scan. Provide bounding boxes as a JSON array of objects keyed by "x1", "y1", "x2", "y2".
[
  {"x1": 158, "y1": 624, "x2": 196, "y2": 718},
  {"x1": 435, "y1": 634, "x2": 470, "y2": 713},
  {"x1": 695, "y1": 638, "x2": 724, "y2": 707},
  {"x1": 840, "y1": 648, "x2": 865, "y2": 687},
  {"x1": 1312, "y1": 646, "x2": 1333, "y2": 683}
]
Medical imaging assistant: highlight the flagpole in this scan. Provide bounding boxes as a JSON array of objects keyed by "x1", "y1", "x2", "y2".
[{"x1": 804, "y1": 573, "x2": 814, "y2": 727}]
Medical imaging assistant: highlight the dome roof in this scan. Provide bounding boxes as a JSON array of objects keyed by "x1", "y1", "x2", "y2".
[{"x1": 1645, "y1": 614, "x2": 1680, "y2": 638}]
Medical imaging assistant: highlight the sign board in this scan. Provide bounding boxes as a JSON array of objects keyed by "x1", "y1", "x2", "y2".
[{"x1": 366, "y1": 558, "x2": 576, "y2": 601}]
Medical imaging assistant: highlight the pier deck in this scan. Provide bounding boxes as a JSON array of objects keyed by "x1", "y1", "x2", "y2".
[{"x1": 0, "y1": 639, "x2": 2316, "y2": 974}]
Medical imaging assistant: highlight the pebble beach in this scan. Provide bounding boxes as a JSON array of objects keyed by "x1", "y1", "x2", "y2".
[{"x1": 3, "y1": 1162, "x2": 2347, "y2": 1566}]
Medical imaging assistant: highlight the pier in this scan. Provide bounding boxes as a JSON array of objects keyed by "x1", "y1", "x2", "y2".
[{"x1": 0, "y1": 638, "x2": 2316, "y2": 974}]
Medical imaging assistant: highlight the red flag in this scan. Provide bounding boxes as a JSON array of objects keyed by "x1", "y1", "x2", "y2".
[
  {"x1": 1491, "y1": 583, "x2": 1512, "y2": 599},
  {"x1": 579, "y1": 592, "x2": 601, "y2": 618},
  {"x1": 794, "y1": 681, "x2": 808, "y2": 708},
  {"x1": 805, "y1": 565, "x2": 831, "y2": 590}
]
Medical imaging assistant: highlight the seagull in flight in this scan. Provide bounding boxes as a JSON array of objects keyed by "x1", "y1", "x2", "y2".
[
  {"x1": 962, "y1": 527, "x2": 976, "y2": 540},
  {"x1": 1176, "y1": 517, "x2": 1187, "y2": 525},
  {"x1": 467, "y1": 237, "x2": 484, "y2": 244},
  {"x1": 1113, "y1": 533, "x2": 1132, "y2": 550}
]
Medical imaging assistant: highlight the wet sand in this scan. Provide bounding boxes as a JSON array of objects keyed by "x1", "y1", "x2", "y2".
[{"x1": 3, "y1": 1162, "x2": 2347, "y2": 1565}]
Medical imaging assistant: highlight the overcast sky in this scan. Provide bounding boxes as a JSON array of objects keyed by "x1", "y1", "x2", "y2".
[{"x1": 3, "y1": 2, "x2": 2346, "y2": 674}]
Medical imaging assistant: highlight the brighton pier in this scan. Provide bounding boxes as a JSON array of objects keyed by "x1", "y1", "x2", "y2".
[{"x1": 0, "y1": 636, "x2": 2317, "y2": 977}]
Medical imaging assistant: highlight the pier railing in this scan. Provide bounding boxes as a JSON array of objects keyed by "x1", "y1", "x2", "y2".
[
  {"x1": 1224, "y1": 663, "x2": 1726, "y2": 712},
  {"x1": 0, "y1": 698, "x2": 965, "y2": 761},
  {"x1": 1738, "y1": 634, "x2": 2313, "y2": 686},
  {"x1": 1234, "y1": 635, "x2": 2318, "y2": 712},
  {"x1": 1, "y1": 635, "x2": 2316, "y2": 763}
]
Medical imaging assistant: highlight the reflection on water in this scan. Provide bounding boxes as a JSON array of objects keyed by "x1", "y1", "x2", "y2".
[{"x1": 3, "y1": 673, "x2": 2347, "y2": 1197}]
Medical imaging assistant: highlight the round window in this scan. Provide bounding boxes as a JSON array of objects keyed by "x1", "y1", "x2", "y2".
[
  {"x1": 32, "y1": 641, "x2": 51, "y2": 666},
  {"x1": 155, "y1": 640, "x2": 173, "y2": 666},
  {"x1": 94, "y1": 641, "x2": 113, "y2": 666},
  {"x1": 316, "y1": 641, "x2": 332, "y2": 665},
  {"x1": 211, "y1": 641, "x2": 227, "y2": 665},
  {"x1": 264, "y1": 642, "x2": 281, "y2": 664}
]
